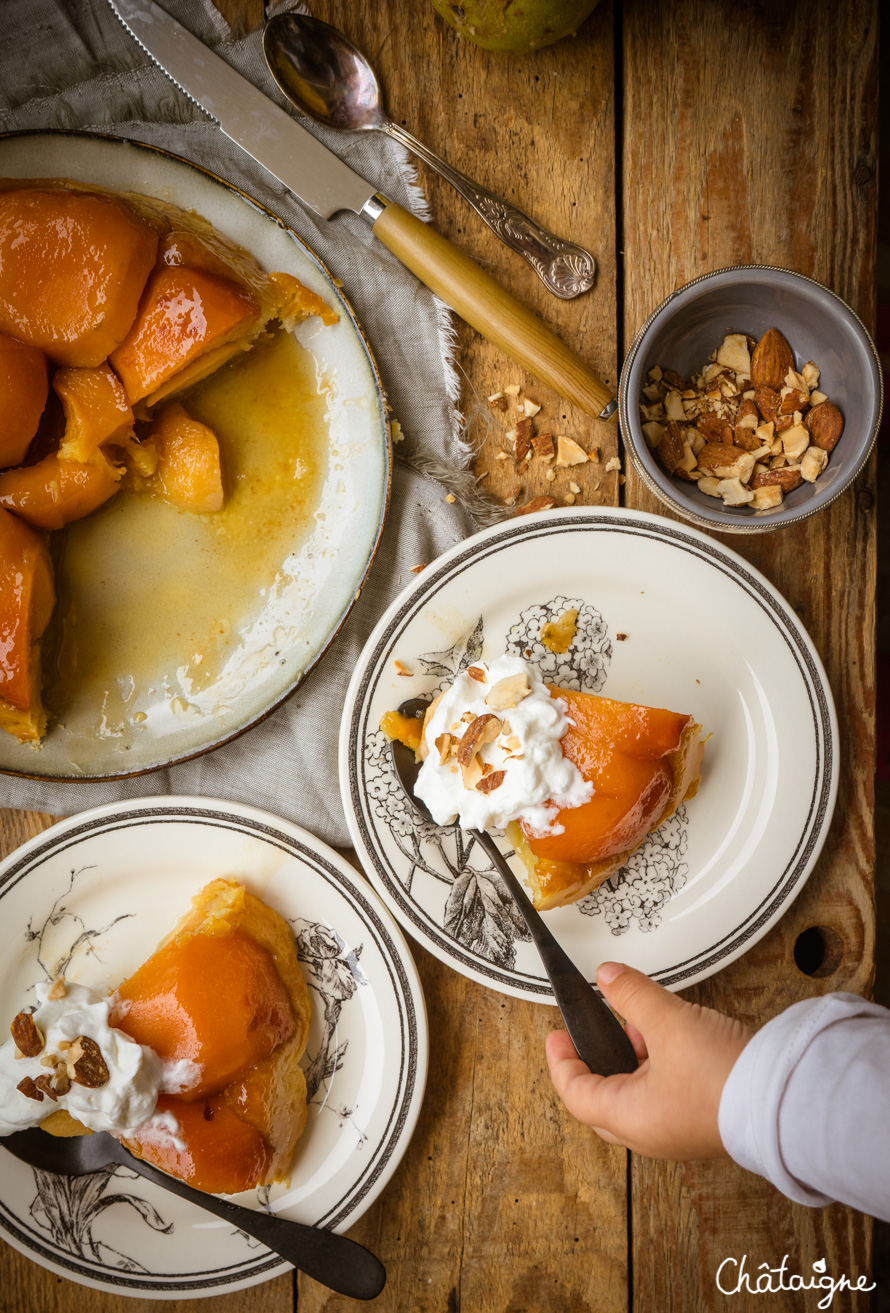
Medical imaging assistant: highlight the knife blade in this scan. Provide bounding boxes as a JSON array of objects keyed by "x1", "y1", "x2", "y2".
[
  {"x1": 109, "y1": 0, "x2": 375, "y2": 220},
  {"x1": 108, "y1": 0, "x2": 618, "y2": 421}
]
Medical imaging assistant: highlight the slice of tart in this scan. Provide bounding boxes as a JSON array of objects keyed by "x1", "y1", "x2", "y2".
[
  {"x1": 507, "y1": 687, "x2": 704, "y2": 910},
  {"x1": 391, "y1": 658, "x2": 705, "y2": 912},
  {"x1": 111, "y1": 878, "x2": 312, "y2": 1194}
]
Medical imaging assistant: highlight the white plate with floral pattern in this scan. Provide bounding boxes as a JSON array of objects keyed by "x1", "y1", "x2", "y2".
[
  {"x1": 339, "y1": 507, "x2": 838, "y2": 1001},
  {"x1": 0, "y1": 798, "x2": 427, "y2": 1298}
]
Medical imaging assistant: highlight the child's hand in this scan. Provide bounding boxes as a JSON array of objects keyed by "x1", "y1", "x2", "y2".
[{"x1": 546, "y1": 961, "x2": 753, "y2": 1159}]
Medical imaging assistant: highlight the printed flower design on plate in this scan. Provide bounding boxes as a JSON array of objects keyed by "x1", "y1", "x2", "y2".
[
  {"x1": 578, "y1": 807, "x2": 690, "y2": 934},
  {"x1": 505, "y1": 595, "x2": 611, "y2": 691},
  {"x1": 364, "y1": 598, "x2": 691, "y2": 969}
]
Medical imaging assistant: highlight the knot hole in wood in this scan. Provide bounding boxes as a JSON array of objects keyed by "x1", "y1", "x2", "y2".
[{"x1": 793, "y1": 925, "x2": 845, "y2": 978}]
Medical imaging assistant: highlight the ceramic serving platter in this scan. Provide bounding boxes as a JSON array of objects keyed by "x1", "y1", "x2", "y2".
[
  {"x1": 0, "y1": 130, "x2": 390, "y2": 783},
  {"x1": 339, "y1": 507, "x2": 838, "y2": 1001},
  {"x1": 0, "y1": 798, "x2": 427, "y2": 1298}
]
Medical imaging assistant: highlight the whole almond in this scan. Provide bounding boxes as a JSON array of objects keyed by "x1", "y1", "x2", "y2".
[
  {"x1": 750, "y1": 329, "x2": 795, "y2": 390},
  {"x1": 655, "y1": 420, "x2": 686, "y2": 475},
  {"x1": 805, "y1": 400, "x2": 844, "y2": 452},
  {"x1": 750, "y1": 467, "x2": 803, "y2": 492}
]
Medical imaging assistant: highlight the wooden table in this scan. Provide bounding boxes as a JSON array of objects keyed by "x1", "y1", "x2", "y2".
[{"x1": 1, "y1": 1, "x2": 879, "y2": 1310}]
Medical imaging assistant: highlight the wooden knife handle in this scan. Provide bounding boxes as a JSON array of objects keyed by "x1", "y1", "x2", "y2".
[{"x1": 371, "y1": 202, "x2": 615, "y2": 419}]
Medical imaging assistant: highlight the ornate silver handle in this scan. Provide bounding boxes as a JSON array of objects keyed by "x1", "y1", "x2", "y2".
[{"x1": 384, "y1": 123, "x2": 595, "y2": 300}]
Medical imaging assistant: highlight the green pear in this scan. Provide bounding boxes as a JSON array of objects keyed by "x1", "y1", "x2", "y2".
[{"x1": 429, "y1": 0, "x2": 602, "y2": 54}]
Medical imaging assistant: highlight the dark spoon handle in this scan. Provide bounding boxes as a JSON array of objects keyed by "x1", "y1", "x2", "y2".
[
  {"x1": 472, "y1": 830, "x2": 638, "y2": 1076},
  {"x1": 108, "y1": 1140, "x2": 386, "y2": 1300}
]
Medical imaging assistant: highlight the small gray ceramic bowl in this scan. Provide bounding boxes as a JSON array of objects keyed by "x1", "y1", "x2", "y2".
[{"x1": 618, "y1": 266, "x2": 882, "y2": 533}]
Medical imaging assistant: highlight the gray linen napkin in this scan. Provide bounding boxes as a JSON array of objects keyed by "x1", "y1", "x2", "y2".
[{"x1": 0, "y1": 0, "x2": 476, "y2": 845}]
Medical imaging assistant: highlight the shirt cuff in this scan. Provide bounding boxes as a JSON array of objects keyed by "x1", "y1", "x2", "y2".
[{"x1": 717, "y1": 992, "x2": 882, "y2": 1208}]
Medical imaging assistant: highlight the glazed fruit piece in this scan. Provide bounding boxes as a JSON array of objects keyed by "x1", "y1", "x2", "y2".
[
  {"x1": 114, "y1": 879, "x2": 311, "y2": 1194},
  {"x1": 109, "y1": 266, "x2": 261, "y2": 404},
  {"x1": 53, "y1": 363, "x2": 134, "y2": 464},
  {"x1": 0, "y1": 453, "x2": 122, "y2": 530},
  {"x1": 0, "y1": 187, "x2": 158, "y2": 367},
  {"x1": 508, "y1": 688, "x2": 704, "y2": 910},
  {"x1": 140, "y1": 403, "x2": 224, "y2": 513},
  {"x1": 0, "y1": 334, "x2": 48, "y2": 469},
  {"x1": 0, "y1": 507, "x2": 55, "y2": 743}
]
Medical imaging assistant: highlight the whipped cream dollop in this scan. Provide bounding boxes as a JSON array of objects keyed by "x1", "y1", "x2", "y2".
[
  {"x1": 0, "y1": 981, "x2": 164, "y2": 1137},
  {"x1": 414, "y1": 654, "x2": 592, "y2": 834}
]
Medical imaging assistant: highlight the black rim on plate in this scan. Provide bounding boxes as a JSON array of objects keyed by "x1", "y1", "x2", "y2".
[
  {"x1": 0, "y1": 802, "x2": 422, "y2": 1293},
  {"x1": 345, "y1": 509, "x2": 836, "y2": 995}
]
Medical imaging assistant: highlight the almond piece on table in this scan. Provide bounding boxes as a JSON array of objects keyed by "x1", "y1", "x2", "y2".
[
  {"x1": 804, "y1": 400, "x2": 844, "y2": 452},
  {"x1": 11, "y1": 1011, "x2": 44, "y2": 1058},
  {"x1": 510, "y1": 495, "x2": 557, "y2": 517},
  {"x1": 750, "y1": 328, "x2": 795, "y2": 390},
  {"x1": 531, "y1": 432, "x2": 555, "y2": 458},
  {"x1": 514, "y1": 417, "x2": 534, "y2": 463},
  {"x1": 554, "y1": 435, "x2": 588, "y2": 467}
]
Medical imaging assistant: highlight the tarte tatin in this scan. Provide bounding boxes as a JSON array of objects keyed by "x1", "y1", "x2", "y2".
[
  {"x1": 0, "y1": 178, "x2": 337, "y2": 745},
  {"x1": 40, "y1": 879, "x2": 312, "y2": 1196}
]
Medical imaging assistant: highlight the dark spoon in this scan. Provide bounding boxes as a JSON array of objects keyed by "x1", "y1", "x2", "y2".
[
  {"x1": 390, "y1": 698, "x2": 638, "y2": 1077},
  {"x1": 2, "y1": 1127, "x2": 385, "y2": 1300}
]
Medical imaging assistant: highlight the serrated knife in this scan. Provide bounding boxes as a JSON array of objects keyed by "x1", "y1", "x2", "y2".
[{"x1": 108, "y1": 0, "x2": 617, "y2": 420}]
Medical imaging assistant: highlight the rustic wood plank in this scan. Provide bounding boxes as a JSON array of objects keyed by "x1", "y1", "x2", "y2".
[
  {"x1": 297, "y1": 3, "x2": 627, "y2": 1310},
  {"x1": 313, "y1": 0, "x2": 621, "y2": 514},
  {"x1": 621, "y1": 0, "x2": 878, "y2": 1307}
]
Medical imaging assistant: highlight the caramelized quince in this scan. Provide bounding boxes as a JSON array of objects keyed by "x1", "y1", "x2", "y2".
[
  {"x1": 53, "y1": 363, "x2": 133, "y2": 464},
  {"x1": 114, "y1": 879, "x2": 311, "y2": 1196},
  {"x1": 0, "y1": 453, "x2": 121, "y2": 531},
  {"x1": 0, "y1": 187, "x2": 158, "y2": 366},
  {"x1": 510, "y1": 688, "x2": 704, "y2": 910},
  {"x1": 0, "y1": 334, "x2": 48, "y2": 469},
  {"x1": 109, "y1": 266, "x2": 261, "y2": 404},
  {"x1": 140, "y1": 403, "x2": 224, "y2": 513},
  {"x1": 0, "y1": 507, "x2": 54, "y2": 742},
  {"x1": 115, "y1": 927, "x2": 295, "y2": 1101}
]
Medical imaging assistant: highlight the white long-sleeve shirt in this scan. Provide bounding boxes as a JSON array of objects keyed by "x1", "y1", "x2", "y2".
[{"x1": 718, "y1": 992, "x2": 890, "y2": 1221}]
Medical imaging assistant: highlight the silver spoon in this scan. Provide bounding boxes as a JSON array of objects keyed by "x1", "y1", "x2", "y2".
[
  {"x1": 390, "y1": 698, "x2": 638, "y2": 1077},
  {"x1": 2, "y1": 1127, "x2": 385, "y2": 1300},
  {"x1": 263, "y1": 14, "x2": 596, "y2": 300}
]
